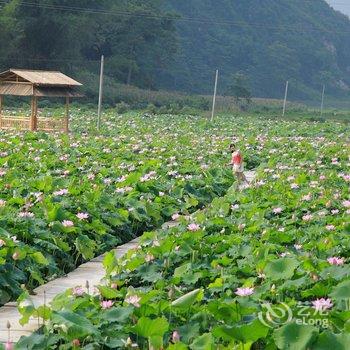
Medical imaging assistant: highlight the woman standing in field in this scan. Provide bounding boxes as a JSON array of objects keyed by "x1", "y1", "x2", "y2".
[{"x1": 230, "y1": 143, "x2": 247, "y2": 186}]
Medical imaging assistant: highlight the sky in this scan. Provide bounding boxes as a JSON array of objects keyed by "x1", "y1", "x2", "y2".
[{"x1": 326, "y1": 0, "x2": 350, "y2": 17}]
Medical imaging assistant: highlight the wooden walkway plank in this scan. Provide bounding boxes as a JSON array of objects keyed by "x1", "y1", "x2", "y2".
[{"x1": 0, "y1": 239, "x2": 140, "y2": 344}]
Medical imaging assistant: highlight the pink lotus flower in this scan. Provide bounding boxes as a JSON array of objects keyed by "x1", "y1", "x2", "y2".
[
  {"x1": 59, "y1": 154, "x2": 69, "y2": 161},
  {"x1": 235, "y1": 287, "x2": 254, "y2": 297},
  {"x1": 343, "y1": 200, "x2": 350, "y2": 208},
  {"x1": 72, "y1": 339, "x2": 81, "y2": 347},
  {"x1": 152, "y1": 240, "x2": 160, "y2": 247},
  {"x1": 103, "y1": 178, "x2": 112, "y2": 185},
  {"x1": 125, "y1": 295, "x2": 141, "y2": 307},
  {"x1": 326, "y1": 225, "x2": 335, "y2": 231},
  {"x1": 18, "y1": 211, "x2": 34, "y2": 218},
  {"x1": 101, "y1": 300, "x2": 114, "y2": 309},
  {"x1": 76, "y1": 212, "x2": 89, "y2": 220},
  {"x1": 72, "y1": 286, "x2": 85, "y2": 297},
  {"x1": 172, "y1": 213, "x2": 180, "y2": 221},
  {"x1": 0, "y1": 239, "x2": 5, "y2": 247},
  {"x1": 12, "y1": 252, "x2": 20, "y2": 260},
  {"x1": 187, "y1": 223, "x2": 200, "y2": 231},
  {"x1": 291, "y1": 183, "x2": 299, "y2": 189},
  {"x1": 172, "y1": 331, "x2": 181, "y2": 342},
  {"x1": 302, "y1": 194, "x2": 312, "y2": 201},
  {"x1": 0, "y1": 199, "x2": 6, "y2": 207},
  {"x1": 312, "y1": 298, "x2": 333, "y2": 312},
  {"x1": 302, "y1": 214, "x2": 313, "y2": 222},
  {"x1": 327, "y1": 257, "x2": 344, "y2": 265},
  {"x1": 53, "y1": 188, "x2": 69, "y2": 196},
  {"x1": 280, "y1": 252, "x2": 291, "y2": 257},
  {"x1": 273, "y1": 207, "x2": 283, "y2": 214},
  {"x1": 145, "y1": 254, "x2": 155, "y2": 262},
  {"x1": 5, "y1": 341, "x2": 13, "y2": 350},
  {"x1": 62, "y1": 220, "x2": 74, "y2": 227}
]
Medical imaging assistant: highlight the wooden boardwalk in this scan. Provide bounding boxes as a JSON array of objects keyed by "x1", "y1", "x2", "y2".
[
  {"x1": 0, "y1": 239, "x2": 139, "y2": 344},
  {"x1": 0, "y1": 171, "x2": 256, "y2": 344}
]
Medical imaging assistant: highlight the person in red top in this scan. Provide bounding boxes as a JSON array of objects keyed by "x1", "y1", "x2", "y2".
[{"x1": 230, "y1": 143, "x2": 247, "y2": 185}]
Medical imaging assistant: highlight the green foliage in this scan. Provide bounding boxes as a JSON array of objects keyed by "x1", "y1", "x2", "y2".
[
  {"x1": 264, "y1": 258, "x2": 299, "y2": 281},
  {"x1": 115, "y1": 102, "x2": 130, "y2": 114},
  {"x1": 9, "y1": 111, "x2": 350, "y2": 349},
  {"x1": 273, "y1": 323, "x2": 318, "y2": 350},
  {"x1": 0, "y1": 110, "x2": 236, "y2": 303},
  {"x1": 0, "y1": 0, "x2": 178, "y2": 91},
  {"x1": 2, "y1": 0, "x2": 350, "y2": 101},
  {"x1": 226, "y1": 73, "x2": 252, "y2": 111},
  {"x1": 165, "y1": 0, "x2": 350, "y2": 99}
]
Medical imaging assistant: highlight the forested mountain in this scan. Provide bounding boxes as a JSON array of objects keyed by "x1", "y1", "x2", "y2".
[
  {"x1": 1, "y1": 0, "x2": 350, "y2": 100},
  {"x1": 163, "y1": 0, "x2": 350, "y2": 99},
  {"x1": 0, "y1": 0, "x2": 178, "y2": 90}
]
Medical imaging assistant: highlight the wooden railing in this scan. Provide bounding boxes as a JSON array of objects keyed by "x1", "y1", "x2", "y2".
[
  {"x1": 36, "y1": 117, "x2": 65, "y2": 132},
  {"x1": 0, "y1": 116, "x2": 30, "y2": 130},
  {"x1": 0, "y1": 116, "x2": 66, "y2": 132}
]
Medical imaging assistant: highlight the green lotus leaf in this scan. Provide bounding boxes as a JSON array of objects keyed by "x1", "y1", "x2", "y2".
[
  {"x1": 264, "y1": 258, "x2": 299, "y2": 280},
  {"x1": 172, "y1": 289, "x2": 204, "y2": 308},
  {"x1": 273, "y1": 323, "x2": 318, "y2": 350}
]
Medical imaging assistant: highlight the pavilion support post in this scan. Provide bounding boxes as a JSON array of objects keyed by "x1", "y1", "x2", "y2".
[
  {"x1": 30, "y1": 96, "x2": 35, "y2": 131},
  {"x1": 34, "y1": 97, "x2": 38, "y2": 130},
  {"x1": 64, "y1": 97, "x2": 70, "y2": 133},
  {"x1": 0, "y1": 95, "x2": 3, "y2": 129},
  {"x1": 30, "y1": 96, "x2": 38, "y2": 131}
]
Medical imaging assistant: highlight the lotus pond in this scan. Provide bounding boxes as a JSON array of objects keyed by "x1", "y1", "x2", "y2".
[{"x1": 1, "y1": 111, "x2": 349, "y2": 349}]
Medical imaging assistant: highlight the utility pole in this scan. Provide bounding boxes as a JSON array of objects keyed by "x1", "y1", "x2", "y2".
[
  {"x1": 320, "y1": 84, "x2": 325, "y2": 117},
  {"x1": 282, "y1": 80, "x2": 289, "y2": 117},
  {"x1": 211, "y1": 70, "x2": 219, "y2": 122},
  {"x1": 97, "y1": 55, "x2": 104, "y2": 130}
]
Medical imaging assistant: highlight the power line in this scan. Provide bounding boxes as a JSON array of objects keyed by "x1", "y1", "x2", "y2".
[
  {"x1": 0, "y1": 57, "x2": 100, "y2": 63},
  {"x1": 1, "y1": 0, "x2": 350, "y2": 35}
]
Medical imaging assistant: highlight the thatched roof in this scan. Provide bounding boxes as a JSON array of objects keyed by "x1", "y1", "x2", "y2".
[
  {"x1": 0, "y1": 69, "x2": 82, "y2": 86},
  {"x1": 0, "y1": 69, "x2": 83, "y2": 97}
]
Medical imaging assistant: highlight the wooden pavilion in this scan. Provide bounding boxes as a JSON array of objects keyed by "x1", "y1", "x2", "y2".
[{"x1": 0, "y1": 69, "x2": 82, "y2": 133}]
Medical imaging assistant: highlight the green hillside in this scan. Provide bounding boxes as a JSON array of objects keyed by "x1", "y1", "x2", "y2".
[
  {"x1": 1, "y1": 0, "x2": 350, "y2": 101},
  {"x1": 162, "y1": 0, "x2": 350, "y2": 99}
]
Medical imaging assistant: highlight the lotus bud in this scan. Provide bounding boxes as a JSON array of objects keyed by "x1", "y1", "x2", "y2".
[
  {"x1": 168, "y1": 287, "x2": 175, "y2": 300},
  {"x1": 85, "y1": 280, "x2": 90, "y2": 293},
  {"x1": 311, "y1": 273, "x2": 319, "y2": 281},
  {"x1": 72, "y1": 339, "x2": 80, "y2": 347}
]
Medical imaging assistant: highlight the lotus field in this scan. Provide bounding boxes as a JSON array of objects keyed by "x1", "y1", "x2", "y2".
[{"x1": 1, "y1": 111, "x2": 349, "y2": 349}]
